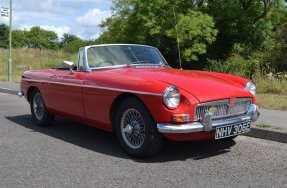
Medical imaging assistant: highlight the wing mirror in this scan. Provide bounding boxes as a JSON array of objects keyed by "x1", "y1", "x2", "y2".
[{"x1": 63, "y1": 61, "x2": 75, "y2": 74}]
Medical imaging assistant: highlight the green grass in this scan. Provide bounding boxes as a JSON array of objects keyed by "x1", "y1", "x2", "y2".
[
  {"x1": 0, "y1": 48, "x2": 77, "y2": 82},
  {"x1": 254, "y1": 74, "x2": 287, "y2": 96},
  {"x1": 256, "y1": 94, "x2": 287, "y2": 111},
  {"x1": 253, "y1": 73, "x2": 287, "y2": 110}
]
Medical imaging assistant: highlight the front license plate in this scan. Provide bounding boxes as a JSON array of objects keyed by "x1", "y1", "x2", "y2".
[{"x1": 215, "y1": 121, "x2": 251, "y2": 139}]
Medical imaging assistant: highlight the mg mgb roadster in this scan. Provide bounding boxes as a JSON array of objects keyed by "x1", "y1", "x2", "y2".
[{"x1": 19, "y1": 44, "x2": 260, "y2": 157}]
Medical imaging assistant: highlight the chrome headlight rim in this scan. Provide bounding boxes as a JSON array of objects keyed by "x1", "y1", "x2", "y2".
[
  {"x1": 163, "y1": 86, "x2": 181, "y2": 109},
  {"x1": 245, "y1": 81, "x2": 256, "y2": 96}
]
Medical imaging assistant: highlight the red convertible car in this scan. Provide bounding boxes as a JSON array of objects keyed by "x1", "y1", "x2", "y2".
[{"x1": 19, "y1": 44, "x2": 260, "y2": 157}]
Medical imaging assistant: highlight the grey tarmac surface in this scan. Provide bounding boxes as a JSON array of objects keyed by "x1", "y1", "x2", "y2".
[
  {"x1": 254, "y1": 108, "x2": 287, "y2": 128},
  {"x1": 0, "y1": 81, "x2": 20, "y2": 92},
  {"x1": 1, "y1": 93, "x2": 287, "y2": 187}
]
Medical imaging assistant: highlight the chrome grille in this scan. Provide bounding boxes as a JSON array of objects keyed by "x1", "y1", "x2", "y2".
[{"x1": 195, "y1": 98, "x2": 252, "y2": 120}]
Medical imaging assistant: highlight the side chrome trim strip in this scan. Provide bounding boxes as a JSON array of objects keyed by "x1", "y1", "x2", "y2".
[
  {"x1": 83, "y1": 84, "x2": 162, "y2": 96},
  {"x1": 22, "y1": 79, "x2": 46, "y2": 83},
  {"x1": 22, "y1": 78, "x2": 162, "y2": 96}
]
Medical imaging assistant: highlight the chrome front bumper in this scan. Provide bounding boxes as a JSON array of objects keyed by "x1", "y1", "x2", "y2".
[{"x1": 157, "y1": 104, "x2": 260, "y2": 133}]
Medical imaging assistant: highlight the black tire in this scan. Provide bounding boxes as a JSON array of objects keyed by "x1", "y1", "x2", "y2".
[
  {"x1": 115, "y1": 98, "x2": 163, "y2": 158},
  {"x1": 30, "y1": 89, "x2": 54, "y2": 126}
]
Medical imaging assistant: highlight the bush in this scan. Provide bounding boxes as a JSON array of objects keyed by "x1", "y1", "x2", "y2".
[
  {"x1": 253, "y1": 74, "x2": 287, "y2": 95},
  {"x1": 63, "y1": 39, "x2": 85, "y2": 53},
  {"x1": 205, "y1": 54, "x2": 260, "y2": 79},
  {"x1": 205, "y1": 52, "x2": 287, "y2": 95}
]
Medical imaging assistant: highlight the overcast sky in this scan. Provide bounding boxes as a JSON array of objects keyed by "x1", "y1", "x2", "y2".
[{"x1": 0, "y1": 0, "x2": 112, "y2": 40}]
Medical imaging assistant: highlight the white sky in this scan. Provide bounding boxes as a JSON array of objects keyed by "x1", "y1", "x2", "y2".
[{"x1": 0, "y1": 0, "x2": 112, "y2": 40}]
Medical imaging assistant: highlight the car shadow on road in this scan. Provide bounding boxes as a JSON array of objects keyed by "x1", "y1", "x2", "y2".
[{"x1": 6, "y1": 114, "x2": 236, "y2": 162}]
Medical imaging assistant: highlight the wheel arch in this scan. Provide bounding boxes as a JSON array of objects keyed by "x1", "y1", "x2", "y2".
[
  {"x1": 27, "y1": 86, "x2": 39, "y2": 102},
  {"x1": 110, "y1": 93, "x2": 154, "y2": 131}
]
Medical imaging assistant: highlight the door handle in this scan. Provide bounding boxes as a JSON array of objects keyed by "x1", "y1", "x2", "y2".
[{"x1": 49, "y1": 75, "x2": 57, "y2": 78}]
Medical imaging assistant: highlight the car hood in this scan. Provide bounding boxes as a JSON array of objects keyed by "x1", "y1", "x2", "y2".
[{"x1": 125, "y1": 67, "x2": 251, "y2": 102}]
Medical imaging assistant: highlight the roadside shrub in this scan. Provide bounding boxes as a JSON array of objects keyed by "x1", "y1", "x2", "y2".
[
  {"x1": 205, "y1": 52, "x2": 287, "y2": 95},
  {"x1": 253, "y1": 73, "x2": 287, "y2": 95},
  {"x1": 205, "y1": 54, "x2": 260, "y2": 79},
  {"x1": 63, "y1": 39, "x2": 85, "y2": 53}
]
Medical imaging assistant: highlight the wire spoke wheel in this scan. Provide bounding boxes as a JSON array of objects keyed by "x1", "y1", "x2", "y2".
[
  {"x1": 33, "y1": 93, "x2": 45, "y2": 120},
  {"x1": 120, "y1": 108, "x2": 146, "y2": 149},
  {"x1": 30, "y1": 89, "x2": 54, "y2": 126},
  {"x1": 115, "y1": 98, "x2": 163, "y2": 157}
]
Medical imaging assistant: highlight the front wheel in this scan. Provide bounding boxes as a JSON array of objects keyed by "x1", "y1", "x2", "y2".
[
  {"x1": 115, "y1": 98, "x2": 163, "y2": 158},
  {"x1": 30, "y1": 89, "x2": 54, "y2": 126}
]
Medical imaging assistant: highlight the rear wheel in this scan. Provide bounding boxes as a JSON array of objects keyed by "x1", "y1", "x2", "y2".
[
  {"x1": 30, "y1": 89, "x2": 54, "y2": 126},
  {"x1": 115, "y1": 98, "x2": 163, "y2": 158}
]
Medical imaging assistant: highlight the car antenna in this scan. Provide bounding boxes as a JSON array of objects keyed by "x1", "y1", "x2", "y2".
[{"x1": 173, "y1": 6, "x2": 182, "y2": 70}]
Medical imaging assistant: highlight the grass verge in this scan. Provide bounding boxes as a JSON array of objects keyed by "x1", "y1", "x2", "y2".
[
  {"x1": 254, "y1": 75, "x2": 287, "y2": 96},
  {"x1": 256, "y1": 94, "x2": 287, "y2": 111},
  {"x1": 0, "y1": 48, "x2": 77, "y2": 82}
]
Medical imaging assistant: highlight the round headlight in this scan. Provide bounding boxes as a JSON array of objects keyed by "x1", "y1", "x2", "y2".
[
  {"x1": 245, "y1": 81, "x2": 256, "y2": 96},
  {"x1": 163, "y1": 86, "x2": 181, "y2": 109}
]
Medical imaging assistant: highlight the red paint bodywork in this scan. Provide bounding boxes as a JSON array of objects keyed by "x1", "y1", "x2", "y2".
[{"x1": 20, "y1": 66, "x2": 256, "y2": 141}]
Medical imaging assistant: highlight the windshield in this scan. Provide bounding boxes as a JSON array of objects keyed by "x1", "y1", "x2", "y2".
[{"x1": 86, "y1": 45, "x2": 168, "y2": 69}]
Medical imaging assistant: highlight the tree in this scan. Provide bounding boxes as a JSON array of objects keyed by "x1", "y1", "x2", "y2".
[
  {"x1": 60, "y1": 33, "x2": 80, "y2": 48},
  {"x1": 0, "y1": 24, "x2": 9, "y2": 48},
  {"x1": 63, "y1": 38, "x2": 85, "y2": 53},
  {"x1": 260, "y1": 3, "x2": 287, "y2": 72},
  {"x1": 204, "y1": 0, "x2": 282, "y2": 59},
  {"x1": 26, "y1": 26, "x2": 59, "y2": 50},
  {"x1": 98, "y1": 0, "x2": 285, "y2": 68},
  {"x1": 98, "y1": 0, "x2": 215, "y2": 66},
  {"x1": 167, "y1": 10, "x2": 217, "y2": 61},
  {"x1": 12, "y1": 30, "x2": 28, "y2": 48}
]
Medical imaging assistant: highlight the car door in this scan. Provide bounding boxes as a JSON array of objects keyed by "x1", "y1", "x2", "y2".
[{"x1": 49, "y1": 70, "x2": 86, "y2": 121}]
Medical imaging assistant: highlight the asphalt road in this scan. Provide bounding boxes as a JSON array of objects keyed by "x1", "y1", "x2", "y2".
[
  {"x1": 1, "y1": 93, "x2": 287, "y2": 188},
  {"x1": 255, "y1": 108, "x2": 287, "y2": 129}
]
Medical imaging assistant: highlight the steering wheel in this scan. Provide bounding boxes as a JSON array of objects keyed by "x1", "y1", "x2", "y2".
[{"x1": 96, "y1": 60, "x2": 115, "y2": 67}]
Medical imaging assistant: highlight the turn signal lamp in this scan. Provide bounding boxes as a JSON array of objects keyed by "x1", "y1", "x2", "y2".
[{"x1": 173, "y1": 114, "x2": 190, "y2": 123}]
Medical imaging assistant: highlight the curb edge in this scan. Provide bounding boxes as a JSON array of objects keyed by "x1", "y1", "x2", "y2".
[
  {"x1": 0, "y1": 87, "x2": 19, "y2": 95},
  {"x1": 244, "y1": 127, "x2": 287, "y2": 143}
]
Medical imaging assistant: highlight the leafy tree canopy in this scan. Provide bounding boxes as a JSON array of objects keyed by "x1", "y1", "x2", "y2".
[
  {"x1": 97, "y1": 0, "x2": 286, "y2": 69},
  {"x1": 26, "y1": 26, "x2": 59, "y2": 50},
  {"x1": 0, "y1": 24, "x2": 9, "y2": 48}
]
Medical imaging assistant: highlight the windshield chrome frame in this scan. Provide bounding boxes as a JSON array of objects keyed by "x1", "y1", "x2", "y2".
[{"x1": 83, "y1": 44, "x2": 170, "y2": 71}]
